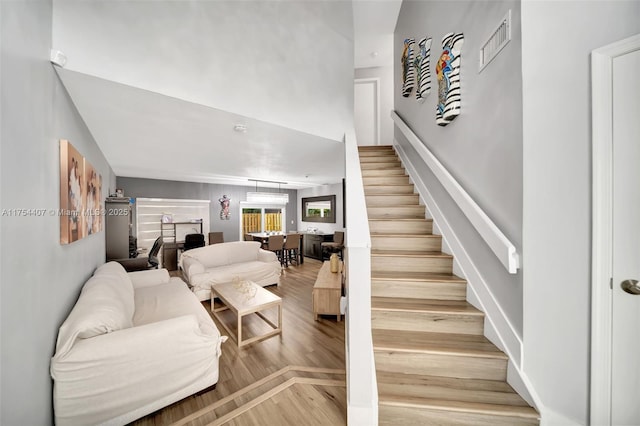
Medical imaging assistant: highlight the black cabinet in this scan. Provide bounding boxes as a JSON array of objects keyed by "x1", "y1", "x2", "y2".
[{"x1": 302, "y1": 233, "x2": 333, "y2": 260}]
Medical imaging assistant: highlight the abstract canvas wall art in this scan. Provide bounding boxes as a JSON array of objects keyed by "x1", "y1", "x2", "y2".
[
  {"x1": 436, "y1": 32, "x2": 464, "y2": 126},
  {"x1": 60, "y1": 140, "x2": 102, "y2": 244},
  {"x1": 415, "y1": 37, "x2": 432, "y2": 103},
  {"x1": 84, "y1": 160, "x2": 102, "y2": 235},
  {"x1": 401, "y1": 38, "x2": 416, "y2": 98}
]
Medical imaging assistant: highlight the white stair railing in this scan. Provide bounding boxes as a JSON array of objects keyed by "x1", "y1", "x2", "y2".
[
  {"x1": 391, "y1": 111, "x2": 520, "y2": 274},
  {"x1": 343, "y1": 128, "x2": 377, "y2": 425}
]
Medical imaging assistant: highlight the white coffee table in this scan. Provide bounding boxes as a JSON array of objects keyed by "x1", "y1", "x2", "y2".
[{"x1": 211, "y1": 281, "x2": 282, "y2": 348}]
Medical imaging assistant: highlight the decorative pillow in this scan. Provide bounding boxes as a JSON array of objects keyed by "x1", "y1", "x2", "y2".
[
  {"x1": 91, "y1": 261, "x2": 135, "y2": 320},
  {"x1": 53, "y1": 263, "x2": 134, "y2": 357},
  {"x1": 75, "y1": 276, "x2": 133, "y2": 338}
]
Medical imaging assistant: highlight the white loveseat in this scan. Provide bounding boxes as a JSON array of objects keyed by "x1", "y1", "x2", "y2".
[
  {"x1": 181, "y1": 241, "x2": 281, "y2": 301},
  {"x1": 50, "y1": 262, "x2": 227, "y2": 426}
]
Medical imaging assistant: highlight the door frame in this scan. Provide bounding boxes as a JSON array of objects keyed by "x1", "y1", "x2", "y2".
[
  {"x1": 590, "y1": 33, "x2": 640, "y2": 425},
  {"x1": 354, "y1": 78, "x2": 381, "y2": 145}
]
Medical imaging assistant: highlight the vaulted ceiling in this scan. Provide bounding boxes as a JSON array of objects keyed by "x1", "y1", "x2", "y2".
[{"x1": 53, "y1": 0, "x2": 401, "y2": 189}]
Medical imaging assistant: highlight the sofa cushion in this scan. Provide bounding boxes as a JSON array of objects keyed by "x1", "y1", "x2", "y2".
[
  {"x1": 133, "y1": 278, "x2": 218, "y2": 337},
  {"x1": 54, "y1": 263, "x2": 135, "y2": 356},
  {"x1": 92, "y1": 262, "x2": 135, "y2": 319},
  {"x1": 182, "y1": 241, "x2": 261, "y2": 268},
  {"x1": 190, "y1": 260, "x2": 281, "y2": 292}
]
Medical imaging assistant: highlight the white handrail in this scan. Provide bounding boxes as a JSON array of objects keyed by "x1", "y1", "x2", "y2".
[
  {"x1": 343, "y1": 128, "x2": 378, "y2": 425},
  {"x1": 391, "y1": 111, "x2": 520, "y2": 274}
]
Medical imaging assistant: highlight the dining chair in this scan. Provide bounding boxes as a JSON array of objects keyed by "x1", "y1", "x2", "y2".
[
  {"x1": 208, "y1": 232, "x2": 224, "y2": 245},
  {"x1": 321, "y1": 231, "x2": 344, "y2": 260},
  {"x1": 267, "y1": 234, "x2": 285, "y2": 266},
  {"x1": 283, "y1": 233, "x2": 301, "y2": 267}
]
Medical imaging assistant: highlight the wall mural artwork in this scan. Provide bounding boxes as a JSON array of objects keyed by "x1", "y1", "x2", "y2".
[
  {"x1": 401, "y1": 38, "x2": 416, "y2": 98},
  {"x1": 415, "y1": 37, "x2": 432, "y2": 103},
  {"x1": 401, "y1": 37, "x2": 433, "y2": 103},
  {"x1": 218, "y1": 195, "x2": 231, "y2": 220},
  {"x1": 59, "y1": 139, "x2": 103, "y2": 244},
  {"x1": 84, "y1": 160, "x2": 103, "y2": 235},
  {"x1": 436, "y1": 32, "x2": 464, "y2": 126}
]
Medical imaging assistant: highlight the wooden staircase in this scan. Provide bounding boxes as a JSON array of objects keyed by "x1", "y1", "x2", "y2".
[{"x1": 358, "y1": 145, "x2": 539, "y2": 426}]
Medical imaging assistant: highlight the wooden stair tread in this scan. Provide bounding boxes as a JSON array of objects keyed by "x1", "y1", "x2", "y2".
[
  {"x1": 377, "y1": 371, "x2": 515, "y2": 394},
  {"x1": 372, "y1": 329, "x2": 506, "y2": 358},
  {"x1": 378, "y1": 394, "x2": 539, "y2": 419},
  {"x1": 363, "y1": 182, "x2": 411, "y2": 185},
  {"x1": 372, "y1": 297, "x2": 482, "y2": 315},
  {"x1": 377, "y1": 371, "x2": 537, "y2": 416},
  {"x1": 369, "y1": 218, "x2": 431, "y2": 223},
  {"x1": 372, "y1": 270, "x2": 465, "y2": 282},
  {"x1": 371, "y1": 249, "x2": 452, "y2": 258},
  {"x1": 370, "y1": 233, "x2": 439, "y2": 239}
]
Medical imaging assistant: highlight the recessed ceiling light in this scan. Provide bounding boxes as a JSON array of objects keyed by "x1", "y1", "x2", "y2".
[
  {"x1": 233, "y1": 124, "x2": 247, "y2": 133},
  {"x1": 370, "y1": 51, "x2": 379, "y2": 58}
]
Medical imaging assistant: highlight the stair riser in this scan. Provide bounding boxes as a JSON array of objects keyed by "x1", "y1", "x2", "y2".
[
  {"x1": 368, "y1": 206, "x2": 425, "y2": 219},
  {"x1": 371, "y1": 256, "x2": 452, "y2": 274},
  {"x1": 359, "y1": 150, "x2": 396, "y2": 157},
  {"x1": 364, "y1": 185, "x2": 415, "y2": 195},
  {"x1": 365, "y1": 194, "x2": 419, "y2": 206},
  {"x1": 364, "y1": 176, "x2": 410, "y2": 185},
  {"x1": 372, "y1": 310, "x2": 484, "y2": 335},
  {"x1": 360, "y1": 156, "x2": 401, "y2": 163},
  {"x1": 369, "y1": 220, "x2": 433, "y2": 234},
  {"x1": 379, "y1": 405, "x2": 539, "y2": 426},
  {"x1": 374, "y1": 351, "x2": 507, "y2": 381},
  {"x1": 372, "y1": 279, "x2": 467, "y2": 300},
  {"x1": 360, "y1": 162, "x2": 402, "y2": 170},
  {"x1": 371, "y1": 235, "x2": 441, "y2": 252},
  {"x1": 361, "y1": 168, "x2": 406, "y2": 177}
]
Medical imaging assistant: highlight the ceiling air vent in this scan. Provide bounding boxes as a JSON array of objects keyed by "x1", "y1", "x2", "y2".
[{"x1": 479, "y1": 9, "x2": 511, "y2": 72}]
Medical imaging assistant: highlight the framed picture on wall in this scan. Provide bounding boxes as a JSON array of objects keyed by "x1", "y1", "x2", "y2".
[{"x1": 60, "y1": 139, "x2": 85, "y2": 244}]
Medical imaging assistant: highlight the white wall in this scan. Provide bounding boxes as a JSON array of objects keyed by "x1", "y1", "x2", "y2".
[
  {"x1": 521, "y1": 1, "x2": 640, "y2": 424},
  {"x1": 355, "y1": 66, "x2": 394, "y2": 145},
  {"x1": 394, "y1": 0, "x2": 524, "y2": 335},
  {"x1": 52, "y1": 0, "x2": 353, "y2": 142},
  {"x1": 1, "y1": 0, "x2": 116, "y2": 423}
]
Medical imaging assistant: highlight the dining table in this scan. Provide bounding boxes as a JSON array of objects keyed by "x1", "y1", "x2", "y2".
[{"x1": 247, "y1": 232, "x2": 304, "y2": 264}]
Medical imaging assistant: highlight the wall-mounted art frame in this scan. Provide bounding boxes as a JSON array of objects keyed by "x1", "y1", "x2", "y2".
[
  {"x1": 301, "y1": 195, "x2": 336, "y2": 223},
  {"x1": 59, "y1": 139, "x2": 102, "y2": 244},
  {"x1": 436, "y1": 32, "x2": 464, "y2": 126}
]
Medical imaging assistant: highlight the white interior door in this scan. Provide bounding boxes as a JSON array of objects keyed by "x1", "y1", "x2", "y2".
[
  {"x1": 611, "y1": 46, "x2": 640, "y2": 426},
  {"x1": 354, "y1": 79, "x2": 379, "y2": 146},
  {"x1": 591, "y1": 34, "x2": 640, "y2": 425}
]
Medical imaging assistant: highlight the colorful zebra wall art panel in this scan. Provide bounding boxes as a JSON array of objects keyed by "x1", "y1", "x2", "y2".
[
  {"x1": 401, "y1": 37, "x2": 432, "y2": 102},
  {"x1": 401, "y1": 38, "x2": 416, "y2": 98},
  {"x1": 415, "y1": 37, "x2": 432, "y2": 103},
  {"x1": 436, "y1": 32, "x2": 464, "y2": 126}
]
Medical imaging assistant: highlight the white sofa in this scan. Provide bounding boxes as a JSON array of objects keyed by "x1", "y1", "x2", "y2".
[
  {"x1": 50, "y1": 262, "x2": 227, "y2": 426},
  {"x1": 181, "y1": 241, "x2": 281, "y2": 301}
]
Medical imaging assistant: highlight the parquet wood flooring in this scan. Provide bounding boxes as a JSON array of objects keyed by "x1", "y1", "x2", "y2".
[{"x1": 131, "y1": 258, "x2": 346, "y2": 425}]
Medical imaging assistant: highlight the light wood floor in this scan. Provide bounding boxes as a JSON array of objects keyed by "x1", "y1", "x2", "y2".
[{"x1": 131, "y1": 258, "x2": 346, "y2": 426}]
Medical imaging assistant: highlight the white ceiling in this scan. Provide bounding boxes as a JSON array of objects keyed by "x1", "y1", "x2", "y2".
[
  {"x1": 56, "y1": 1, "x2": 402, "y2": 190},
  {"x1": 353, "y1": 0, "x2": 402, "y2": 68}
]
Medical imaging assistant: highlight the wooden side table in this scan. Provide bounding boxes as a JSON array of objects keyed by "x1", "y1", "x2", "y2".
[{"x1": 312, "y1": 261, "x2": 343, "y2": 321}]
